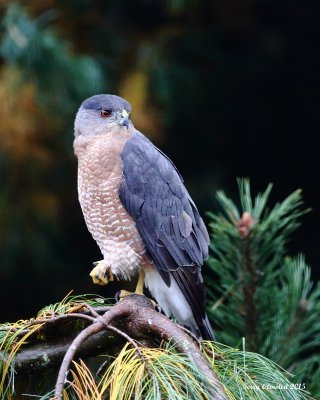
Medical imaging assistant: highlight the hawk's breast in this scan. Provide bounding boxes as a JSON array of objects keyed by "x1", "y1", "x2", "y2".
[{"x1": 75, "y1": 131, "x2": 150, "y2": 278}]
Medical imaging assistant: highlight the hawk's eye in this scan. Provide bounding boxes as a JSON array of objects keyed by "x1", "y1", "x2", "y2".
[{"x1": 100, "y1": 109, "x2": 112, "y2": 118}]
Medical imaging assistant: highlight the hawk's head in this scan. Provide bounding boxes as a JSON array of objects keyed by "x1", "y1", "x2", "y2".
[{"x1": 74, "y1": 94, "x2": 132, "y2": 137}]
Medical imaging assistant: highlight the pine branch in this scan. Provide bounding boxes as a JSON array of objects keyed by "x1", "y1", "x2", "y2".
[
  {"x1": 242, "y1": 237, "x2": 259, "y2": 352},
  {"x1": 206, "y1": 179, "x2": 320, "y2": 397}
]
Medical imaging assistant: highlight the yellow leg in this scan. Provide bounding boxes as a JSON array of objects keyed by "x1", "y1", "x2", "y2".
[
  {"x1": 135, "y1": 269, "x2": 145, "y2": 295},
  {"x1": 119, "y1": 269, "x2": 145, "y2": 299}
]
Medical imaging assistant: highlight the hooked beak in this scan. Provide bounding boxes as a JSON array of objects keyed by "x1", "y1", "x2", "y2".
[{"x1": 119, "y1": 109, "x2": 130, "y2": 129}]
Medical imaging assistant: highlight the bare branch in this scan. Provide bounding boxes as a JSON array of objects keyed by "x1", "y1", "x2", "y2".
[
  {"x1": 53, "y1": 294, "x2": 227, "y2": 400},
  {"x1": 12, "y1": 331, "x2": 120, "y2": 371}
]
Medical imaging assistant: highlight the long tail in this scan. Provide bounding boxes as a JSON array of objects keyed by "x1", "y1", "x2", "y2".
[
  {"x1": 198, "y1": 314, "x2": 215, "y2": 341},
  {"x1": 145, "y1": 268, "x2": 215, "y2": 341},
  {"x1": 170, "y1": 268, "x2": 215, "y2": 341}
]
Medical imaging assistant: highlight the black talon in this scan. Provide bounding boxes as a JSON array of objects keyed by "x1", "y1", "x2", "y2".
[
  {"x1": 155, "y1": 304, "x2": 162, "y2": 313},
  {"x1": 114, "y1": 291, "x2": 121, "y2": 302}
]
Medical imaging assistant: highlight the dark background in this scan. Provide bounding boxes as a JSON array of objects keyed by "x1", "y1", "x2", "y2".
[{"x1": 0, "y1": 0, "x2": 319, "y2": 322}]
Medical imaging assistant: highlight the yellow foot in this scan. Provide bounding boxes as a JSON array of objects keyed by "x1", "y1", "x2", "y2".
[
  {"x1": 89, "y1": 261, "x2": 114, "y2": 286},
  {"x1": 117, "y1": 290, "x2": 161, "y2": 312},
  {"x1": 118, "y1": 289, "x2": 159, "y2": 309},
  {"x1": 118, "y1": 270, "x2": 146, "y2": 300},
  {"x1": 119, "y1": 290, "x2": 134, "y2": 299}
]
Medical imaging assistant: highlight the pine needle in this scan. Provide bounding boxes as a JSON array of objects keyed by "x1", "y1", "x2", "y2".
[
  {"x1": 0, "y1": 323, "x2": 43, "y2": 398},
  {"x1": 67, "y1": 343, "x2": 216, "y2": 400},
  {"x1": 205, "y1": 341, "x2": 310, "y2": 400},
  {"x1": 207, "y1": 179, "x2": 318, "y2": 397}
]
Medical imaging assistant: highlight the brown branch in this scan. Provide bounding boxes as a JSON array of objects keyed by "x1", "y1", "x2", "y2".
[
  {"x1": 53, "y1": 294, "x2": 227, "y2": 400},
  {"x1": 54, "y1": 320, "x2": 107, "y2": 398},
  {"x1": 0, "y1": 311, "x2": 105, "y2": 339},
  {"x1": 0, "y1": 309, "x2": 117, "y2": 371},
  {"x1": 13, "y1": 331, "x2": 120, "y2": 371},
  {"x1": 176, "y1": 324, "x2": 202, "y2": 345},
  {"x1": 2, "y1": 295, "x2": 226, "y2": 399},
  {"x1": 30, "y1": 313, "x2": 96, "y2": 325}
]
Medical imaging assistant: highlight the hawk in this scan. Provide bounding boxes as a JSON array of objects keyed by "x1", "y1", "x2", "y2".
[{"x1": 74, "y1": 94, "x2": 214, "y2": 340}]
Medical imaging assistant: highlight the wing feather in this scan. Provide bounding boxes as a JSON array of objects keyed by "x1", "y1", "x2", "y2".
[
  {"x1": 119, "y1": 132, "x2": 209, "y2": 270},
  {"x1": 119, "y1": 131, "x2": 213, "y2": 338}
]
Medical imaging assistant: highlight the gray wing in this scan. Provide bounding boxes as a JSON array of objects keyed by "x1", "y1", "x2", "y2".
[{"x1": 119, "y1": 131, "x2": 211, "y2": 333}]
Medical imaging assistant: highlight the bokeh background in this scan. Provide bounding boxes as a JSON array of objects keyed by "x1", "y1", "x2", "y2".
[{"x1": 0, "y1": 0, "x2": 319, "y2": 322}]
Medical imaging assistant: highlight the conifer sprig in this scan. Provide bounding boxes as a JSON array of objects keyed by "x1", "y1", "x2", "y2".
[{"x1": 207, "y1": 179, "x2": 319, "y2": 396}]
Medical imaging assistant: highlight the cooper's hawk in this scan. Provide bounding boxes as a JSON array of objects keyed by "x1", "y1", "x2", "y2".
[{"x1": 74, "y1": 94, "x2": 214, "y2": 340}]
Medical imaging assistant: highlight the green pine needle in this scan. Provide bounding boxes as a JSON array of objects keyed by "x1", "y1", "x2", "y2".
[{"x1": 206, "y1": 179, "x2": 318, "y2": 397}]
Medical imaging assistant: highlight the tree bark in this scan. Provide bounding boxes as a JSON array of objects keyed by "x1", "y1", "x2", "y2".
[{"x1": 12, "y1": 331, "x2": 121, "y2": 371}]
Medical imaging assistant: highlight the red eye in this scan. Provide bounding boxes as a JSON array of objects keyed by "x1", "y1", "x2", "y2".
[{"x1": 100, "y1": 109, "x2": 112, "y2": 118}]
